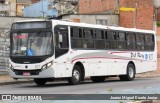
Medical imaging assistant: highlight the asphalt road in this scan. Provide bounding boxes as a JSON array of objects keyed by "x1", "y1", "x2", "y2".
[{"x1": 1, "y1": 77, "x2": 160, "y2": 94}]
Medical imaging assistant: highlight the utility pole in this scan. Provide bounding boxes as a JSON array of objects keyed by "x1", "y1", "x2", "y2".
[{"x1": 42, "y1": 0, "x2": 44, "y2": 18}]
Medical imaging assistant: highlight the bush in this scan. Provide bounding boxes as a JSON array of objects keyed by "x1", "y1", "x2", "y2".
[{"x1": 157, "y1": 21, "x2": 160, "y2": 27}]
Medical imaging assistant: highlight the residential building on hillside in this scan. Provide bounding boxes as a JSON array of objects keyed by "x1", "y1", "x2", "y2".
[
  {"x1": 79, "y1": 0, "x2": 154, "y2": 30},
  {"x1": 16, "y1": 0, "x2": 40, "y2": 16},
  {"x1": 0, "y1": 0, "x2": 16, "y2": 16},
  {"x1": 23, "y1": 0, "x2": 78, "y2": 17},
  {"x1": 23, "y1": 0, "x2": 58, "y2": 17}
]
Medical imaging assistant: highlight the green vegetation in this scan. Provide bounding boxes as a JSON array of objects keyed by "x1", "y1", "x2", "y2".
[{"x1": 157, "y1": 21, "x2": 160, "y2": 27}]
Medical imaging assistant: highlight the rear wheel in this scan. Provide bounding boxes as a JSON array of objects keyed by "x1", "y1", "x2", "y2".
[
  {"x1": 119, "y1": 63, "x2": 135, "y2": 81},
  {"x1": 34, "y1": 78, "x2": 47, "y2": 86},
  {"x1": 68, "y1": 65, "x2": 82, "y2": 85},
  {"x1": 90, "y1": 76, "x2": 106, "y2": 82}
]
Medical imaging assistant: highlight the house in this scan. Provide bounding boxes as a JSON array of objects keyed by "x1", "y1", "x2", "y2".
[{"x1": 22, "y1": 0, "x2": 58, "y2": 17}]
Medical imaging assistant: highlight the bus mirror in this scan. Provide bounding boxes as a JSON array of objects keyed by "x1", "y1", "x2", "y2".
[{"x1": 58, "y1": 34, "x2": 63, "y2": 43}]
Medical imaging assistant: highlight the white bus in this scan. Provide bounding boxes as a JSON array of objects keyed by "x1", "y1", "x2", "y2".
[{"x1": 8, "y1": 19, "x2": 157, "y2": 86}]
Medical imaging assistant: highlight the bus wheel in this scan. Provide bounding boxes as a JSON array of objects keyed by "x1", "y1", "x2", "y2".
[
  {"x1": 34, "y1": 78, "x2": 47, "y2": 86},
  {"x1": 119, "y1": 63, "x2": 135, "y2": 81},
  {"x1": 90, "y1": 76, "x2": 105, "y2": 82},
  {"x1": 68, "y1": 65, "x2": 82, "y2": 85}
]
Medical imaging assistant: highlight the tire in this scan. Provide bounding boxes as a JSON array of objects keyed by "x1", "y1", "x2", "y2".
[
  {"x1": 90, "y1": 76, "x2": 106, "y2": 82},
  {"x1": 68, "y1": 65, "x2": 82, "y2": 85},
  {"x1": 119, "y1": 63, "x2": 135, "y2": 81},
  {"x1": 34, "y1": 78, "x2": 47, "y2": 86}
]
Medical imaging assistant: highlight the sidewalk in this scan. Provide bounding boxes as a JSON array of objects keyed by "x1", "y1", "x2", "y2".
[{"x1": 0, "y1": 69, "x2": 33, "y2": 85}]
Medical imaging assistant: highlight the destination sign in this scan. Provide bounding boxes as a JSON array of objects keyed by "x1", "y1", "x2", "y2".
[{"x1": 12, "y1": 22, "x2": 50, "y2": 30}]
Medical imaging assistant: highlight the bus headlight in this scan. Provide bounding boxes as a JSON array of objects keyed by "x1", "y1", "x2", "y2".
[
  {"x1": 9, "y1": 63, "x2": 14, "y2": 71},
  {"x1": 41, "y1": 61, "x2": 53, "y2": 71}
]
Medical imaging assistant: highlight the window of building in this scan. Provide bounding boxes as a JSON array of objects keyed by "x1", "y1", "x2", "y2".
[{"x1": 96, "y1": 19, "x2": 107, "y2": 25}]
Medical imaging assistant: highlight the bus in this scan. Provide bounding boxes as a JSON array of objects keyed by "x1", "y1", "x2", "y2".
[{"x1": 8, "y1": 19, "x2": 157, "y2": 86}]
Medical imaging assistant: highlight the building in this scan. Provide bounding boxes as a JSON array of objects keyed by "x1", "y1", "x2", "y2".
[
  {"x1": 79, "y1": 0, "x2": 154, "y2": 30},
  {"x1": 16, "y1": 0, "x2": 40, "y2": 16},
  {"x1": 0, "y1": 0, "x2": 17, "y2": 16},
  {"x1": 53, "y1": 0, "x2": 78, "y2": 15},
  {"x1": 23, "y1": 0, "x2": 58, "y2": 17},
  {"x1": 79, "y1": 0, "x2": 119, "y2": 14},
  {"x1": 61, "y1": 13, "x2": 119, "y2": 26}
]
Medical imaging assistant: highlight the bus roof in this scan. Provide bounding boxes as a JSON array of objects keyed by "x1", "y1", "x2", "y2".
[{"x1": 15, "y1": 19, "x2": 155, "y2": 34}]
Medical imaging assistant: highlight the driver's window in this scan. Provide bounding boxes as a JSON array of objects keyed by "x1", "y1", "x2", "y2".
[{"x1": 55, "y1": 25, "x2": 69, "y2": 49}]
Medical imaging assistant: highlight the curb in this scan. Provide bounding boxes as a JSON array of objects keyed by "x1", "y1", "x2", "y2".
[{"x1": 0, "y1": 80, "x2": 33, "y2": 86}]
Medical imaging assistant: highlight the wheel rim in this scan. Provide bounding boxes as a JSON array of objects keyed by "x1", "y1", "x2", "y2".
[
  {"x1": 73, "y1": 69, "x2": 80, "y2": 82},
  {"x1": 129, "y1": 67, "x2": 134, "y2": 78}
]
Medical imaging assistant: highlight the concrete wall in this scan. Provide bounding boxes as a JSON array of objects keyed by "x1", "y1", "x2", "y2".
[
  {"x1": 0, "y1": 16, "x2": 36, "y2": 28},
  {"x1": 62, "y1": 14, "x2": 119, "y2": 26},
  {"x1": 0, "y1": 16, "x2": 38, "y2": 69}
]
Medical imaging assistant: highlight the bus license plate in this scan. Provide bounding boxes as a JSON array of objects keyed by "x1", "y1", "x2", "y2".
[{"x1": 23, "y1": 72, "x2": 30, "y2": 76}]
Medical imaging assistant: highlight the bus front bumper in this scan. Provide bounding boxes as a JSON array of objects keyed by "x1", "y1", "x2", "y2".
[{"x1": 7, "y1": 67, "x2": 55, "y2": 79}]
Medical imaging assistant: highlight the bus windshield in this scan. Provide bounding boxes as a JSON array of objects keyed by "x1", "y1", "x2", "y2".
[{"x1": 11, "y1": 31, "x2": 53, "y2": 56}]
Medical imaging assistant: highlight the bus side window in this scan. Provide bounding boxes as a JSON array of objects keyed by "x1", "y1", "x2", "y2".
[
  {"x1": 95, "y1": 30, "x2": 105, "y2": 49},
  {"x1": 71, "y1": 28, "x2": 83, "y2": 48},
  {"x1": 107, "y1": 31, "x2": 117, "y2": 49},
  {"x1": 83, "y1": 29, "x2": 94, "y2": 49},
  {"x1": 127, "y1": 33, "x2": 136, "y2": 50},
  {"x1": 145, "y1": 34, "x2": 155, "y2": 51},
  {"x1": 136, "y1": 33, "x2": 145, "y2": 51},
  {"x1": 117, "y1": 32, "x2": 126, "y2": 50}
]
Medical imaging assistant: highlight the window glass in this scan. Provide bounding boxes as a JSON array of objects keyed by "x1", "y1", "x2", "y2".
[
  {"x1": 71, "y1": 28, "x2": 83, "y2": 48},
  {"x1": 107, "y1": 31, "x2": 117, "y2": 49},
  {"x1": 127, "y1": 33, "x2": 136, "y2": 50},
  {"x1": 117, "y1": 32, "x2": 126, "y2": 50},
  {"x1": 71, "y1": 28, "x2": 82, "y2": 38},
  {"x1": 145, "y1": 34, "x2": 155, "y2": 51},
  {"x1": 95, "y1": 30, "x2": 104, "y2": 39},
  {"x1": 95, "y1": 30, "x2": 105, "y2": 49},
  {"x1": 83, "y1": 29, "x2": 94, "y2": 49},
  {"x1": 55, "y1": 26, "x2": 68, "y2": 49},
  {"x1": 136, "y1": 34, "x2": 145, "y2": 50}
]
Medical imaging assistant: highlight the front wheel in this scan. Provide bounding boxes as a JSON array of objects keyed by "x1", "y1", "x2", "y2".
[
  {"x1": 68, "y1": 65, "x2": 82, "y2": 85},
  {"x1": 34, "y1": 78, "x2": 47, "y2": 86},
  {"x1": 119, "y1": 63, "x2": 135, "y2": 81}
]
